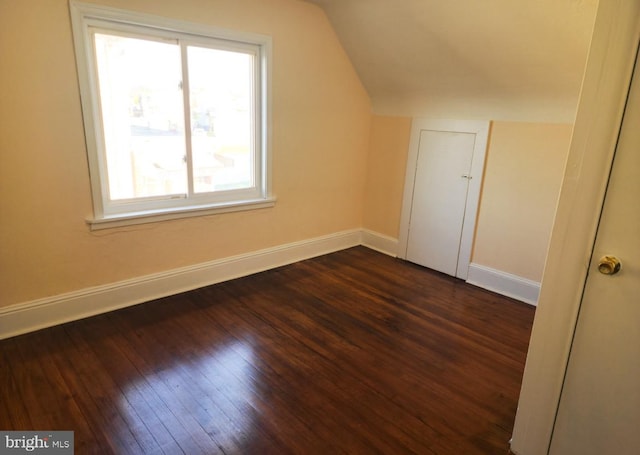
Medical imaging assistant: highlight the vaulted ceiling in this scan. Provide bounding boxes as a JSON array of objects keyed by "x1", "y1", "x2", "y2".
[{"x1": 305, "y1": 0, "x2": 598, "y2": 123}]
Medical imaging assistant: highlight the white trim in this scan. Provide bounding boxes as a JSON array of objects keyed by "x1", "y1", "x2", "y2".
[
  {"x1": 0, "y1": 230, "x2": 360, "y2": 340},
  {"x1": 87, "y1": 197, "x2": 277, "y2": 230},
  {"x1": 466, "y1": 263, "x2": 539, "y2": 306},
  {"x1": 360, "y1": 230, "x2": 399, "y2": 257},
  {"x1": 0, "y1": 228, "x2": 547, "y2": 340},
  {"x1": 398, "y1": 118, "x2": 489, "y2": 280}
]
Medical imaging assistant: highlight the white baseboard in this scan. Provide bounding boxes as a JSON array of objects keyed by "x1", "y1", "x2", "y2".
[
  {"x1": 0, "y1": 229, "x2": 362, "y2": 340},
  {"x1": 466, "y1": 263, "x2": 539, "y2": 306},
  {"x1": 2, "y1": 231, "x2": 538, "y2": 340},
  {"x1": 361, "y1": 229, "x2": 398, "y2": 257}
]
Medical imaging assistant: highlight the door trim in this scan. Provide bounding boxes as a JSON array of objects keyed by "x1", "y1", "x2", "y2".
[
  {"x1": 510, "y1": 1, "x2": 640, "y2": 453},
  {"x1": 398, "y1": 118, "x2": 489, "y2": 280}
]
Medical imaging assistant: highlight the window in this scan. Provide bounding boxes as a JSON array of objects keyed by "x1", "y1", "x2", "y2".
[{"x1": 70, "y1": 2, "x2": 273, "y2": 229}]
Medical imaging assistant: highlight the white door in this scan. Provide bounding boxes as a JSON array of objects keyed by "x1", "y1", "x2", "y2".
[
  {"x1": 549, "y1": 48, "x2": 640, "y2": 454},
  {"x1": 399, "y1": 119, "x2": 489, "y2": 279},
  {"x1": 406, "y1": 130, "x2": 474, "y2": 276}
]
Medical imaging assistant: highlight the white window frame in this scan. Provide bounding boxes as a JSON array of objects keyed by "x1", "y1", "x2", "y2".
[{"x1": 70, "y1": 1, "x2": 274, "y2": 230}]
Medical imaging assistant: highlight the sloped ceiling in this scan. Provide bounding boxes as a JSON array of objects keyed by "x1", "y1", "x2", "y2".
[{"x1": 305, "y1": 0, "x2": 598, "y2": 122}]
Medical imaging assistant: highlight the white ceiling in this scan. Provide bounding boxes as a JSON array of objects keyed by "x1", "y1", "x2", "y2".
[{"x1": 305, "y1": 0, "x2": 599, "y2": 122}]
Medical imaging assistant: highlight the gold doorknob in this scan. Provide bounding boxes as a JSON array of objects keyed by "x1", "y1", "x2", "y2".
[{"x1": 598, "y1": 255, "x2": 621, "y2": 275}]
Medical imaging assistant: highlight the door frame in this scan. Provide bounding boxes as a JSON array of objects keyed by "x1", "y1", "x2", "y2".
[
  {"x1": 510, "y1": 1, "x2": 640, "y2": 454},
  {"x1": 398, "y1": 118, "x2": 489, "y2": 280},
  {"x1": 550, "y1": 42, "x2": 640, "y2": 452}
]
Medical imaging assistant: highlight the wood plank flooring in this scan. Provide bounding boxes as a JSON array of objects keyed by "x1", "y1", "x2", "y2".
[{"x1": 0, "y1": 246, "x2": 535, "y2": 454}]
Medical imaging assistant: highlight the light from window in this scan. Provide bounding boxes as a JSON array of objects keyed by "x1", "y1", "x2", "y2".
[{"x1": 70, "y1": 2, "x2": 272, "y2": 227}]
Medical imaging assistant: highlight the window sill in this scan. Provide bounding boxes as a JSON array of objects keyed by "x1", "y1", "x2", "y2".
[{"x1": 87, "y1": 197, "x2": 276, "y2": 231}]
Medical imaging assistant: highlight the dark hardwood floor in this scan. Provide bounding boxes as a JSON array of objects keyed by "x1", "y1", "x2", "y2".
[{"x1": 0, "y1": 246, "x2": 535, "y2": 454}]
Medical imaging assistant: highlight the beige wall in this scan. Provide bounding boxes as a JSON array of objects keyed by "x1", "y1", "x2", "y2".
[
  {"x1": 472, "y1": 121, "x2": 573, "y2": 282},
  {"x1": 362, "y1": 116, "x2": 412, "y2": 238},
  {"x1": 0, "y1": 0, "x2": 575, "y2": 312},
  {"x1": 0, "y1": 0, "x2": 371, "y2": 307}
]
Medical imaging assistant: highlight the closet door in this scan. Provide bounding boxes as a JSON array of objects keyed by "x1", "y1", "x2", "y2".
[
  {"x1": 399, "y1": 120, "x2": 489, "y2": 279},
  {"x1": 549, "y1": 45, "x2": 640, "y2": 455}
]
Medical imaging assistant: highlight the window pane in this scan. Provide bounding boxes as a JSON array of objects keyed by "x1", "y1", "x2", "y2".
[
  {"x1": 94, "y1": 33, "x2": 187, "y2": 200},
  {"x1": 187, "y1": 46, "x2": 254, "y2": 193}
]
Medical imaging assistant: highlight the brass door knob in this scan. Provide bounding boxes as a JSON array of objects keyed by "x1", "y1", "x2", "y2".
[{"x1": 598, "y1": 255, "x2": 621, "y2": 275}]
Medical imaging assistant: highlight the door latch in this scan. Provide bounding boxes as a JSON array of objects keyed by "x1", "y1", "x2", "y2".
[{"x1": 598, "y1": 255, "x2": 621, "y2": 275}]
